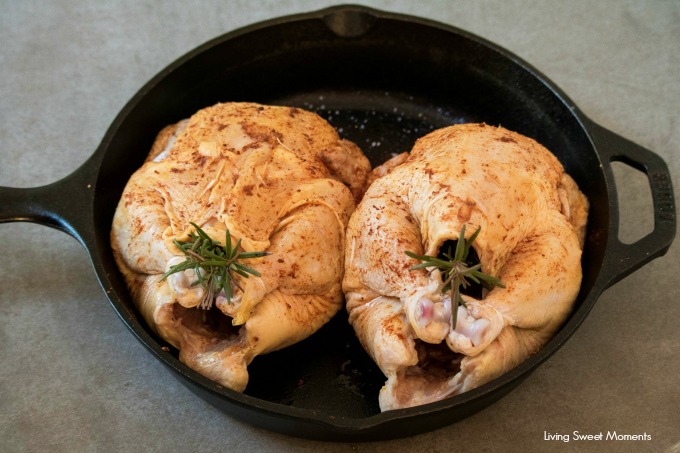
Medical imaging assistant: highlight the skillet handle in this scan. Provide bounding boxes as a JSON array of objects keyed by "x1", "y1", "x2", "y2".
[
  {"x1": 0, "y1": 157, "x2": 97, "y2": 247},
  {"x1": 587, "y1": 121, "x2": 676, "y2": 289}
]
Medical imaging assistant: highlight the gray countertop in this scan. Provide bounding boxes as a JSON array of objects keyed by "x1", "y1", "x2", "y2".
[{"x1": 1, "y1": 1, "x2": 678, "y2": 452}]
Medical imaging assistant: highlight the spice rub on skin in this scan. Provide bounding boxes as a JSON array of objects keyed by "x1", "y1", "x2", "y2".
[
  {"x1": 343, "y1": 123, "x2": 588, "y2": 411},
  {"x1": 111, "y1": 102, "x2": 371, "y2": 392}
]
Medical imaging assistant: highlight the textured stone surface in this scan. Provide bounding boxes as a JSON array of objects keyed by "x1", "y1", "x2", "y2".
[{"x1": 1, "y1": 1, "x2": 678, "y2": 452}]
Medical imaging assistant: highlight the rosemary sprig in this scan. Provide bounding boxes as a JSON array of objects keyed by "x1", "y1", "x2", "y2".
[
  {"x1": 405, "y1": 225, "x2": 504, "y2": 329},
  {"x1": 160, "y1": 222, "x2": 269, "y2": 309}
]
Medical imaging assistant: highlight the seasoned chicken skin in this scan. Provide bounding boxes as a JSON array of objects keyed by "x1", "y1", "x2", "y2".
[
  {"x1": 111, "y1": 102, "x2": 370, "y2": 392},
  {"x1": 343, "y1": 123, "x2": 588, "y2": 411}
]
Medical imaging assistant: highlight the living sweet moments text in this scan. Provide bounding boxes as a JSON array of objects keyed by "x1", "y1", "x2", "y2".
[{"x1": 543, "y1": 431, "x2": 652, "y2": 443}]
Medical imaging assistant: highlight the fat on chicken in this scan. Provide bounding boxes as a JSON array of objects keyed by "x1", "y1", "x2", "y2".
[
  {"x1": 343, "y1": 123, "x2": 588, "y2": 411},
  {"x1": 111, "y1": 102, "x2": 370, "y2": 392}
]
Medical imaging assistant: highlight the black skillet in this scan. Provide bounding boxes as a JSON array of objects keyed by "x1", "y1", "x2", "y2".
[{"x1": 0, "y1": 5, "x2": 675, "y2": 441}]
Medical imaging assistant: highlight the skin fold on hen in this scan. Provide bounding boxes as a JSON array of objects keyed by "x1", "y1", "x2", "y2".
[
  {"x1": 343, "y1": 123, "x2": 588, "y2": 411},
  {"x1": 111, "y1": 102, "x2": 370, "y2": 392}
]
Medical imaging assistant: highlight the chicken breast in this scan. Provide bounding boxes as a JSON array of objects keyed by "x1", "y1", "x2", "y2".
[
  {"x1": 111, "y1": 102, "x2": 370, "y2": 392},
  {"x1": 343, "y1": 123, "x2": 588, "y2": 411}
]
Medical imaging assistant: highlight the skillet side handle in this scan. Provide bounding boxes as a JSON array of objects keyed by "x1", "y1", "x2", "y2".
[
  {"x1": 0, "y1": 158, "x2": 97, "y2": 247},
  {"x1": 588, "y1": 121, "x2": 676, "y2": 289}
]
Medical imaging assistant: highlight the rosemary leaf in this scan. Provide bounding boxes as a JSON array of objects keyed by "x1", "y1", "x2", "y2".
[
  {"x1": 160, "y1": 223, "x2": 270, "y2": 308},
  {"x1": 231, "y1": 261, "x2": 260, "y2": 277},
  {"x1": 405, "y1": 226, "x2": 504, "y2": 329}
]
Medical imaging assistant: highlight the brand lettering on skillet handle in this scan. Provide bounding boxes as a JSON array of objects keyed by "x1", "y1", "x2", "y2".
[{"x1": 650, "y1": 172, "x2": 675, "y2": 223}]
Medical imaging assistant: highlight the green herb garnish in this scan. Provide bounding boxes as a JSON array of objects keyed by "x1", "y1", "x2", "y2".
[
  {"x1": 160, "y1": 222, "x2": 269, "y2": 309},
  {"x1": 405, "y1": 225, "x2": 504, "y2": 328}
]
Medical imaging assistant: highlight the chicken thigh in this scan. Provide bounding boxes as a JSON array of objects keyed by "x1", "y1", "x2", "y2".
[
  {"x1": 343, "y1": 123, "x2": 588, "y2": 410},
  {"x1": 111, "y1": 102, "x2": 370, "y2": 392}
]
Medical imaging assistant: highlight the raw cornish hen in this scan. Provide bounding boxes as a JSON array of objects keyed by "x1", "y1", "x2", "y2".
[
  {"x1": 111, "y1": 102, "x2": 370, "y2": 391},
  {"x1": 343, "y1": 123, "x2": 588, "y2": 411}
]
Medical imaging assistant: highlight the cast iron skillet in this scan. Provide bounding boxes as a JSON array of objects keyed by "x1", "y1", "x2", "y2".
[{"x1": 0, "y1": 5, "x2": 676, "y2": 441}]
